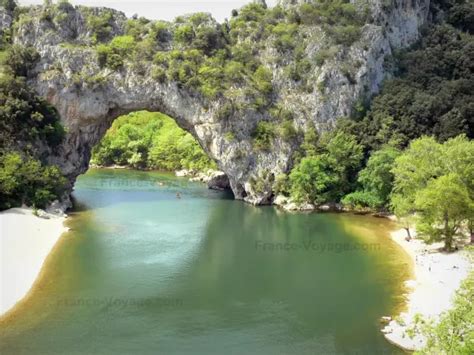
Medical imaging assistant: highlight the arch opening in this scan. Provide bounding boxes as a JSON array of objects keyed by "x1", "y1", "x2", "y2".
[{"x1": 83, "y1": 110, "x2": 231, "y2": 192}]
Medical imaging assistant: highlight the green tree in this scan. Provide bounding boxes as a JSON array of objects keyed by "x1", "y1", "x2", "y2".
[
  {"x1": 353, "y1": 23, "x2": 474, "y2": 149},
  {"x1": 289, "y1": 155, "x2": 335, "y2": 204},
  {"x1": 0, "y1": 152, "x2": 66, "y2": 209},
  {"x1": 287, "y1": 131, "x2": 363, "y2": 205},
  {"x1": 391, "y1": 136, "x2": 443, "y2": 207},
  {"x1": 92, "y1": 111, "x2": 216, "y2": 172},
  {"x1": 3, "y1": 45, "x2": 40, "y2": 77},
  {"x1": 391, "y1": 135, "x2": 474, "y2": 248},
  {"x1": 343, "y1": 145, "x2": 400, "y2": 210},
  {"x1": 323, "y1": 131, "x2": 364, "y2": 199},
  {"x1": 390, "y1": 193, "x2": 416, "y2": 240},
  {"x1": 415, "y1": 174, "x2": 473, "y2": 251}
]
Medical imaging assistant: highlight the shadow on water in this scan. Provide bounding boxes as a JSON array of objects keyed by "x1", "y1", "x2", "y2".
[
  {"x1": 0, "y1": 169, "x2": 407, "y2": 355},
  {"x1": 71, "y1": 168, "x2": 233, "y2": 210},
  {"x1": 170, "y1": 203, "x2": 407, "y2": 354}
]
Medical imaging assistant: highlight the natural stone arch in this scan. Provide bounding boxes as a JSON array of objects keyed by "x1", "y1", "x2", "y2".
[
  {"x1": 6, "y1": 1, "x2": 431, "y2": 205},
  {"x1": 39, "y1": 72, "x2": 260, "y2": 202}
]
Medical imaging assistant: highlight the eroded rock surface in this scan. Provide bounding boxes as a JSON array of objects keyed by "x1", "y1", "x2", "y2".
[{"x1": 1, "y1": 1, "x2": 431, "y2": 205}]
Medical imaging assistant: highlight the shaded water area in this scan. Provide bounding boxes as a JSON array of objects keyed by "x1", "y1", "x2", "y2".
[{"x1": 0, "y1": 169, "x2": 411, "y2": 354}]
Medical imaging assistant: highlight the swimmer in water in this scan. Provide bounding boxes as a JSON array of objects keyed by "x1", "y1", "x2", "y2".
[{"x1": 176, "y1": 192, "x2": 181, "y2": 199}]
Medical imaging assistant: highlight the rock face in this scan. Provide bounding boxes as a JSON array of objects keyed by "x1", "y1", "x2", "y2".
[
  {"x1": 207, "y1": 171, "x2": 230, "y2": 191},
  {"x1": 1, "y1": 1, "x2": 431, "y2": 206}
]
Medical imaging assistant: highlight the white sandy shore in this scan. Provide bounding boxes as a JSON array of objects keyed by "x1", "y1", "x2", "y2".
[
  {"x1": 382, "y1": 227, "x2": 471, "y2": 351},
  {"x1": 0, "y1": 208, "x2": 68, "y2": 317}
]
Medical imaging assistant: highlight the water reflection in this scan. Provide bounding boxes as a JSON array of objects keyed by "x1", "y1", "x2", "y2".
[{"x1": 0, "y1": 169, "x2": 406, "y2": 355}]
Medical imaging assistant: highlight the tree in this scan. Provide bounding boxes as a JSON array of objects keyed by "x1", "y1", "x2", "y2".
[
  {"x1": 443, "y1": 134, "x2": 474, "y2": 197},
  {"x1": 289, "y1": 155, "x2": 335, "y2": 204},
  {"x1": 391, "y1": 135, "x2": 474, "y2": 248},
  {"x1": 415, "y1": 174, "x2": 472, "y2": 251},
  {"x1": 323, "y1": 131, "x2": 364, "y2": 199},
  {"x1": 343, "y1": 145, "x2": 400, "y2": 210},
  {"x1": 3, "y1": 45, "x2": 40, "y2": 77},
  {"x1": 391, "y1": 136, "x2": 443, "y2": 208},
  {"x1": 92, "y1": 111, "x2": 215, "y2": 172},
  {"x1": 390, "y1": 193, "x2": 416, "y2": 240},
  {"x1": 287, "y1": 130, "x2": 363, "y2": 205},
  {"x1": 0, "y1": 152, "x2": 66, "y2": 209}
]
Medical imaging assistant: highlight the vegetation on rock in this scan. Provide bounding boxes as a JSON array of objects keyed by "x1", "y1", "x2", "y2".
[
  {"x1": 0, "y1": 37, "x2": 66, "y2": 210},
  {"x1": 281, "y1": 0, "x2": 473, "y2": 222}
]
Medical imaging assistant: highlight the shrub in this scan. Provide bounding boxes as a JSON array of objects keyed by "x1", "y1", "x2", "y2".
[
  {"x1": 194, "y1": 26, "x2": 221, "y2": 54},
  {"x1": 109, "y1": 35, "x2": 136, "y2": 53},
  {"x1": 2, "y1": 45, "x2": 39, "y2": 77},
  {"x1": 273, "y1": 173, "x2": 289, "y2": 195},
  {"x1": 341, "y1": 191, "x2": 382, "y2": 210},
  {"x1": 314, "y1": 47, "x2": 338, "y2": 66},
  {"x1": 215, "y1": 102, "x2": 233, "y2": 121},
  {"x1": 279, "y1": 120, "x2": 298, "y2": 141},
  {"x1": 252, "y1": 121, "x2": 276, "y2": 150},
  {"x1": 252, "y1": 66, "x2": 273, "y2": 95},
  {"x1": 96, "y1": 44, "x2": 112, "y2": 67},
  {"x1": 272, "y1": 23, "x2": 297, "y2": 52},
  {"x1": 329, "y1": 25, "x2": 361, "y2": 45},
  {"x1": 151, "y1": 67, "x2": 167, "y2": 82},
  {"x1": 224, "y1": 61, "x2": 245, "y2": 83},
  {"x1": 196, "y1": 64, "x2": 225, "y2": 98},
  {"x1": 224, "y1": 131, "x2": 235, "y2": 141},
  {"x1": 125, "y1": 17, "x2": 150, "y2": 40},
  {"x1": 174, "y1": 25, "x2": 194, "y2": 45},
  {"x1": 87, "y1": 11, "x2": 114, "y2": 43},
  {"x1": 96, "y1": 36, "x2": 136, "y2": 70}
]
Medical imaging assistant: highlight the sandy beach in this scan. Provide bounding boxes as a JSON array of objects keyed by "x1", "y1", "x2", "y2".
[
  {"x1": 382, "y1": 227, "x2": 472, "y2": 351},
  {"x1": 0, "y1": 208, "x2": 68, "y2": 317}
]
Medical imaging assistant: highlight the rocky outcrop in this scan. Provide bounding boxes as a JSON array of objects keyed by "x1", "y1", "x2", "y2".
[
  {"x1": 175, "y1": 169, "x2": 230, "y2": 191},
  {"x1": 1, "y1": 1, "x2": 431, "y2": 206},
  {"x1": 207, "y1": 171, "x2": 230, "y2": 191}
]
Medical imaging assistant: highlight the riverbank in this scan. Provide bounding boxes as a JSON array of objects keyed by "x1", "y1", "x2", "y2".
[
  {"x1": 0, "y1": 208, "x2": 68, "y2": 317},
  {"x1": 89, "y1": 165, "x2": 230, "y2": 191},
  {"x1": 382, "y1": 227, "x2": 471, "y2": 351}
]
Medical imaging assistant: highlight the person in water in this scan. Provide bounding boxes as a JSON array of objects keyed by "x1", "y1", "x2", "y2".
[{"x1": 176, "y1": 192, "x2": 181, "y2": 199}]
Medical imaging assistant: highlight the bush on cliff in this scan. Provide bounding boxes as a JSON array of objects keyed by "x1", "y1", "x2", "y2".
[{"x1": 0, "y1": 43, "x2": 66, "y2": 211}]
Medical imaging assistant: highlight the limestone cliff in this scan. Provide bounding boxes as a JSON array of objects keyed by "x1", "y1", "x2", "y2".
[{"x1": 0, "y1": 0, "x2": 431, "y2": 206}]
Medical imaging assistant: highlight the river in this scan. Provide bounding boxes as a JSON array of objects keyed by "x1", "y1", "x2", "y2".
[{"x1": 0, "y1": 169, "x2": 411, "y2": 354}]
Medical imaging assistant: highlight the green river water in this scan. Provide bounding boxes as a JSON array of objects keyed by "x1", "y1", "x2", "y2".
[{"x1": 0, "y1": 169, "x2": 411, "y2": 354}]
